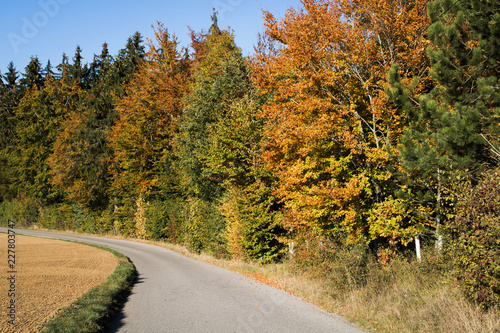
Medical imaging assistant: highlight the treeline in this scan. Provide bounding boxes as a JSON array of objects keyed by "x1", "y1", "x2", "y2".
[{"x1": 1, "y1": 0, "x2": 499, "y2": 308}]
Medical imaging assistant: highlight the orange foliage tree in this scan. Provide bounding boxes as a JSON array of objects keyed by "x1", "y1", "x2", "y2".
[
  {"x1": 252, "y1": 0, "x2": 430, "y2": 245},
  {"x1": 108, "y1": 23, "x2": 191, "y2": 199},
  {"x1": 107, "y1": 24, "x2": 191, "y2": 235}
]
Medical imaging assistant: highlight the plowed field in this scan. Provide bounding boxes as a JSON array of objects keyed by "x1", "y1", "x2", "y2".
[{"x1": 0, "y1": 233, "x2": 118, "y2": 333}]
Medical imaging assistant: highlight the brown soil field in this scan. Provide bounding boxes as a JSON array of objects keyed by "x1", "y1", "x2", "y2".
[{"x1": 0, "y1": 233, "x2": 118, "y2": 333}]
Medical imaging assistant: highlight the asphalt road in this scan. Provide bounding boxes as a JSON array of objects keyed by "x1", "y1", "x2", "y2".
[{"x1": 5, "y1": 228, "x2": 366, "y2": 333}]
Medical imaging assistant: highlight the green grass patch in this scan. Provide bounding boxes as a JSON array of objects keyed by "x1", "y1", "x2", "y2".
[{"x1": 39, "y1": 242, "x2": 136, "y2": 333}]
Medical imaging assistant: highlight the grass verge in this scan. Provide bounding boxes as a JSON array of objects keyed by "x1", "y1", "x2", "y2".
[{"x1": 39, "y1": 242, "x2": 136, "y2": 333}]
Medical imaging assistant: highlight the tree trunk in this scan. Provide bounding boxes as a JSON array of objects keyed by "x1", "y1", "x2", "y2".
[
  {"x1": 415, "y1": 235, "x2": 421, "y2": 262},
  {"x1": 435, "y1": 168, "x2": 443, "y2": 253}
]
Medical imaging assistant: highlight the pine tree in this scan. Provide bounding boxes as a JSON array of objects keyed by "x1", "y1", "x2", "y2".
[{"x1": 388, "y1": 0, "x2": 500, "y2": 247}]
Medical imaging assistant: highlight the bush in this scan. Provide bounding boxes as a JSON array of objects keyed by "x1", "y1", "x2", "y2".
[
  {"x1": 179, "y1": 197, "x2": 227, "y2": 257},
  {"x1": 145, "y1": 197, "x2": 183, "y2": 242},
  {"x1": 220, "y1": 185, "x2": 285, "y2": 263},
  {"x1": 447, "y1": 168, "x2": 500, "y2": 309},
  {"x1": 292, "y1": 235, "x2": 374, "y2": 292},
  {"x1": 38, "y1": 204, "x2": 67, "y2": 229},
  {"x1": 0, "y1": 200, "x2": 17, "y2": 227},
  {"x1": 113, "y1": 199, "x2": 136, "y2": 237},
  {"x1": 0, "y1": 195, "x2": 39, "y2": 228}
]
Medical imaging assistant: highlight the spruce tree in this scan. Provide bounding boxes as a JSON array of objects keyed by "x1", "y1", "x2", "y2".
[
  {"x1": 49, "y1": 44, "x2": 117, "y2": 212},
  {"x1": 4, "y1": 62, "x2": 19, "y2": 89},
  {"x1": 43, "y1": 60, "x2": 54, "y2": 78},
  {"x1": 11, "y1": 77, "x2": 82, "y2": 202},
  {"x1": 20, "y1": 57, "x2": 44, "y2": 89},
  {"x1": 113, "y1": 32, "x2": 146, "y2": 87},
  {"x1": 89, "y1": 43, "x2": 112, "y2": 87},
  {"x1": 0, "y1": 62, "x2": 21, "y2": 148},
  {"x1": 70, "y1": 46, "x2": 90, "y2": 88},
  {"x1": 0, "y1": 63, "x2": 21, "y2": 201}
]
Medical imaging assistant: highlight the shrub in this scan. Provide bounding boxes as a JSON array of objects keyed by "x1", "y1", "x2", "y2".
[
  {"x1": 447, "y1": 167, "x2": 500, "y2": 309},
  {"x1": 0, "y1": 195, "x2": 39, "y2": 227},
  {"x1": 38, "y1": 204, "x2": 67, "y2": 230},
  {"x1": 179, "y1": 197, "x2": 227, "y2": 257},
  {"x1": 113, "y1": 199, "x2": 136, "y2": 237},
  {"x1": 145, "y1": 197, "x2": 183, "y2": 242},
  {"x1": 133, "y1": 195, "x2": 147, "y2": 239},
  {"x1": 0, "y1": 200, "x2": 17, "y2": 227},
  {"x1": 292, "y1": 235, "x2": 374, "y2": 293},
  {"x1": 220, "y1": 185, "x2": 285, "y2": 263}
]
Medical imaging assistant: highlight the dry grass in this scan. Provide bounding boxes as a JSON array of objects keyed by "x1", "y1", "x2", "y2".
[
  {"x1": 337, "y1": 263, "x2": 500, "y2": 333},
  {"x1": 251, "y1": 258, "x2": 500, "y2": 333}
]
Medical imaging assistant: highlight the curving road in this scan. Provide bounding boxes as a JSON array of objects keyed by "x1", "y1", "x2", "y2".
[{"x1": 5, "y1": 228, "x2": 366, "y2": 333}]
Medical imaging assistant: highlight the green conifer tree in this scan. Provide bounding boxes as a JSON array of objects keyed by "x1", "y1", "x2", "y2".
[
  {"x1": 11, "y1": 77, "x2": 82, "y2": 202},
  {"x1": 113, "y1": 32, "x2": 146, "y2": 88},
  {"x1": 0, "y1": 62, "x2": 21, "y2": 201},
  {"x1": 20, "y1": 57, "x2": 44, "y2": 89},
  {"x1": 69, "y1": 46, "x2": 90, "y2": 88},
  {"x1": 388, "y1": 0, "x2": 500, "y2": 247}
]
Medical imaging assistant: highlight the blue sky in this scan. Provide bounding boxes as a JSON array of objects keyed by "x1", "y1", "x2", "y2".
[{"x1": 0, "y1": 0, "x2": 302, "y2": 74}]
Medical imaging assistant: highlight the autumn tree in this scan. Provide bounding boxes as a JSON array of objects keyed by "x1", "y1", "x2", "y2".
[
  {"x1": 46, "y1": 33, "x2": 149, "y2": 231},
  {"x1": 48, "y1": 44, "x2": 117, "y2": 212},
  {"x1": 253, "y1": 0, "x2": 431, "y2": 247},
  {"x1": 108, "y1": 24, "x2": 190, "y2": 236}
]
